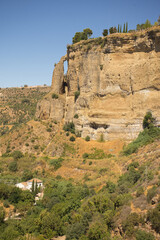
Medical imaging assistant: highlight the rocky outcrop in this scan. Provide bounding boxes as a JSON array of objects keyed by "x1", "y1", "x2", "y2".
[{"x1": 36, "y1": 27, "x2": 160, "y2": 141}]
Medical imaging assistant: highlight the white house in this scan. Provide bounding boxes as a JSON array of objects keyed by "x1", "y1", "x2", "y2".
[{"x1": 16, "y1": 178, "x2": 43, "y2": 191}]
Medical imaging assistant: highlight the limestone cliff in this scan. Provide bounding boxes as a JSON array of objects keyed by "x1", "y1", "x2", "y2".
[{"x1": 36, "y1": 27, "x2": 160, "y2": 141}]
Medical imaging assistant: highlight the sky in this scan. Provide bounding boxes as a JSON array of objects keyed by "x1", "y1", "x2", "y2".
[{"x1": 0, "y1": 0, "x2": 159, "y2": 88}]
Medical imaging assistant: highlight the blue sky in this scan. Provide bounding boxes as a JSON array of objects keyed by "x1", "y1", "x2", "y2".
[{"x1": 0, "y1": 0, "x2": 159, "y2": 88}]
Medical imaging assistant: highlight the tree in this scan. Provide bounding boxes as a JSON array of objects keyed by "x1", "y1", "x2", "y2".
[
  {"x1": 144, "y1": 19, "x2": 152, "y2": 28},
  {"x1": 123, "y1": 23, "x2": 126, "y2": 33},
  {"x1": 143, "y1": 112, "x2": 155, "y2": 129},
  {"x1": 118, "y1": 24, "x2": 120, "y2": 33},
  {"x1": 0, "y1": 206, "x2": 5, "y2": 223},
  {"x1": 9, "y1": 161, "x2": 17, "y2": 172},
  {"x1": 158, "y1": 16, "x2": 160, "y2": 26},
  {"x1": 72, "y1": 28, "x2": 93, "y2": 44},
  {"x1": 102, "y1": 29, "x2": 108, "y2": 36},
  {"x1": 88, "y1": 222, "x2": 110, "y2": 240},
  {"x1": 109, "y1": 27, "x2": 117, "y2": 34},
  {"x1": 12, "y1": 150, "x2": 23, "y2": 160},
  {"x1": 32, "y1": 179, "x2": 35, "y2": 193},
  {"x1": 136, "y1": 230, "x2": 155, "y2": 240},
  {"x1": 22, "y1": 169, "x2": 33, "y2": 181},
  {"x1": 136, "y1": 20, "x2": 152, "y2": 30},
  {"x1": 147, "y1": 203, "x2": 160, "y2": 233},
  {"x1": 35, "y1": 181, "x2": 38, "y2": 194},
  {"x1": 83, "y1": 28, "x2": 93, "y2": 38},
  {"x1": 72, "y1": 32, "x2": 82, "y2": 44},
  {"x1": 126, "y1": 22, "x2": 128, "y2": 33}
]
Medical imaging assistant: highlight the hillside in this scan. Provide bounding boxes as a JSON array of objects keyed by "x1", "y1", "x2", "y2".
[
  {"x1": 0, "y1": 126, "x2": 160, "y2": 239},
  {"x1": 0, "y1": 86, "x2": 51, "y2": 137},
  {"x1": 0, "y1": 28, "x2": 160, "y2": 240}
]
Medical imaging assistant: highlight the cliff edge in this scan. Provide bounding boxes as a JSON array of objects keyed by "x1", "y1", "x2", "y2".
[{"x1": 36, "y1": 27, "x2": 160, "y2": 141}]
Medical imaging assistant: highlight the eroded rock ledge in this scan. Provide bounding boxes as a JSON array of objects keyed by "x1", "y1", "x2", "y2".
[{"x1": 36, "y1": 27, "x2": 160, "y2": 141}]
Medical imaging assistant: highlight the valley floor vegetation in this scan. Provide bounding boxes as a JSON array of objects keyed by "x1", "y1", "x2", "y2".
[
  {"x1": 0, "y1": 144, "x2": 160, "y2": 240},
  {"x1": 0, "y1": 92, "x2": 160, "y2": 239}
]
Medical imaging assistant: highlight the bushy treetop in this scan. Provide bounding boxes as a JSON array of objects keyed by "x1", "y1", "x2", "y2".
[{"x1": 72, "y1": 28, "x2": 93, "y2": 44}]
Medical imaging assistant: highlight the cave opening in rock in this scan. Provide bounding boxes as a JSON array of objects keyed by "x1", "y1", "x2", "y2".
[
  {"x1": 90, "y1": 122, "x2": 109, "y2": 129},
  {"x1": 61, "y1": 81, "x2": 68, "y2": 94}
]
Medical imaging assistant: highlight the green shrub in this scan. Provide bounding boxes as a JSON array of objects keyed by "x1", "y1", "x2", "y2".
[
  {"x1": 85, "y1": 148, "x2": 107, "y2": 160},
  {"x1": 147, "y1": 170, "x2": 154, "y2": 181},
  {"x1": 147, "y1": 186, "x2": 157, "y2": 203},
  {"x1": 49, "y1": 158, "x2": 64, "y2": 170},
  {"x1": 66, "y1": 132, "x2": 69, "y2": 136},
  {"x1": 87, "y1": 44, "x2": 92, "y2": 51},
  {"x1": 46, "y1": 128, "x2": 52, "y2": 132},
  {"x1": 21, "y1": 98, "x2": 30, "y2": 104},
  {"x1": 66, "y1": 222, "x2": 87, "y2": 240},
  {"x1": 122, "y1": 212, "x2": 140, "y2": 236},
  {"x1": 85, "y1": 136, "x2": 90, "y2": 141},
  {"x1": 83, "y1": 153, "x2": 89, "y2": 159},
  {"x1": 147, "y1": 202, "x2": 160, "y2": 233},
  {"x1": 75, "y1": 131, "x2": 81, "y2": 137},
  {"x1": 100, "y1": 64, "x2": 103, "y2": 70},
  {"x1": 136, "y1": 187, "x2": 144, "y2": 197},
  {"x1": 74, "y1": 91, "x2": 80, "y2": 101},
  {"x1": 3, "y1": 200, "x2": 10, "y2": 208},
  {"x1": 63, "y1": 122, "x2": 75, "y2": 134},
  {"x1": 99, "y1": 168, "x2": 108, "y2": 175},
  {"x1": 102, "y1": 29, "x2": 108, "y2": 36},
  {"x1": 12, "y1": 150, "x2": 23, "y2": 160},
  {"x1": 52, "y1": 93, "x2": 58, "y2": 99},
  {"x1": 127, "y1": 161, "x2": 139, "y2": 170},
  {"x1": 9, "y1": 161, "x2": 18, "y2": 172},
  {"x1": 136, "y1": 230, "x2": 155, "y2": 240},
  {"x1": 22, "y1": 169, "x2": 33, "y2": 181},
  {"x1": 98, "y1": 133, "x2": 105, "y2": 142},
  {"x1": 25, "y1": 143, "x2": 29, "y2": 147},
  {"x1": 0, "y1": 207, "x2": 5, "y2": 223},
  {"x1": 88, "y1": 222, "x2": 110, "y2": 240},
  {"x1": 115, "y1": 193, "x2": 132, "y2": 207},
  {"x1": 95, "y1": 37, "x2": 103, "y2": 45},
  {"x1": 74, "y1": 114, "x2": 79, "y2": 119},
  {"x1": 106, "y1": 181, "x2": 116, "y2": 193},
  {"x1": 118, "y1": 166, "x2": 141, "y2": 193},
  {"x1": 89, "y1": 161, "x2": 92, "y2": 165},
  {"x1": 143, "y1": 111, "x2": 155, "y2": 129},
  {"x1": 70, "y1": 136, "x2": 75, "y2": 142},
  {"x1": 34, "y1": 145, "x2": 39, "y2": 150},
  {"x1": 123, "y1": 127, "x2": 160, "y2": 156}
]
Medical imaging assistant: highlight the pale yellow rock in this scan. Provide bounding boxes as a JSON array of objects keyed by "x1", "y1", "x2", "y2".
[{"x1": 36, "y1": 27, "x2": 160, "y2": 141}]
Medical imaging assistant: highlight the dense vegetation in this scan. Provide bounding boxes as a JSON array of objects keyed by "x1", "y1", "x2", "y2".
[
  {"x1": 123, "y1": 112, "x2": 160, "y2": 155},
  {"x1": 72, "y1": 28, "x2": 93, "y2": 44},
  {"x1": 0, "y1": 154, "x2": 159, "y2": 240}
]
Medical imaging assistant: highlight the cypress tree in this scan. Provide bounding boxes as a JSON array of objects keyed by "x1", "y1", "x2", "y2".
[
  {"x1": 31, "y1": 180, "x2": 34, "y2": 193},
  {"x1": 120, "y1": 25, "x2": 122, "y2": 33},
  {"x1": 123, "y1": 23, "x2": 126, "y2": 33},
  {"x1": 35, "y1": 181, "x2": 38, "y2": 194},
  {"x1": 118, "y1": 24, "x2": 120, "y2": 33},
  {"x1": 126, "y1": 22, "x2": 128, "y2": 33}
]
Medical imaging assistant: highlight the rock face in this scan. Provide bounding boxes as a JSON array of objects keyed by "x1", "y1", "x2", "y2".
[{"x1": 36, "y1": 27, "x2": 160, "y2": 141}]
